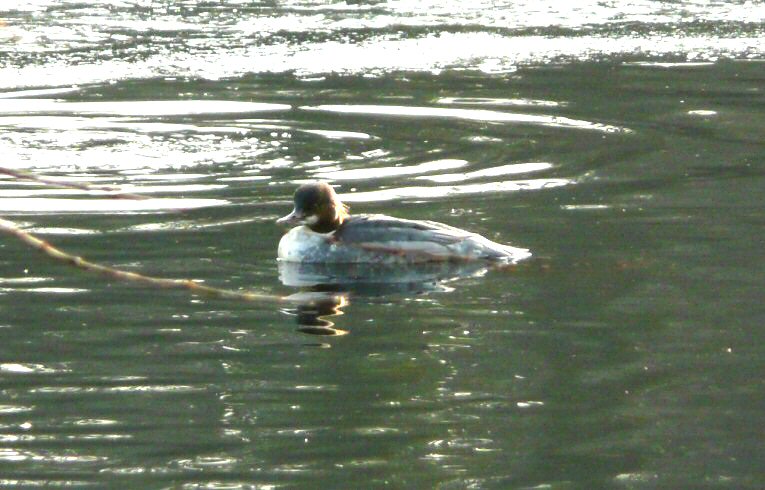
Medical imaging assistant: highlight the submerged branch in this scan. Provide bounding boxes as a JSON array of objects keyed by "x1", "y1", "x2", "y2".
[
  {"x1": 0, "y1": 168, "x2": 351, "y2": 332},
  {"x1": 0, "y1": 217, "x2": 288, "y2": 304}
]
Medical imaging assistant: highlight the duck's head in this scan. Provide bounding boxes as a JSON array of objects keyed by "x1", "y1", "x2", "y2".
[{"x1": 277, "y1": 182, "x2": 349, "y2": 233}]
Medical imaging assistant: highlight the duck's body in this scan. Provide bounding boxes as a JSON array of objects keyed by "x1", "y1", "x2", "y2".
[{"x1": 276, "y1": 183, "x2": 530, "y2": 264}]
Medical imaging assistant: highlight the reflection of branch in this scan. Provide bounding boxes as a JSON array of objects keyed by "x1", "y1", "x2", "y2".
[
  {"x1": 0, "y1": 167, "x2": 149, "y2": 200},
  {"x1": 0, "y1": 217, "x2": 286, "y2": 304}
]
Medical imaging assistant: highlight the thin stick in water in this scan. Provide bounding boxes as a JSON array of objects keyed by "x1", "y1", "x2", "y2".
[{"x1": 0, "y1": 217, "x2": 286, "y2": 304}]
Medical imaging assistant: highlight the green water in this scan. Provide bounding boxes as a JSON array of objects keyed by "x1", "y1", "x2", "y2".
[{"x1": 1, "y1": 1, "x2": 765, "y2": 488}]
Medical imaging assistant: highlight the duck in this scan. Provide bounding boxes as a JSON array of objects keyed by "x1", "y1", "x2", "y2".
[{"x1": 276, "y1": 182, "x2": 530, "y2": 263}]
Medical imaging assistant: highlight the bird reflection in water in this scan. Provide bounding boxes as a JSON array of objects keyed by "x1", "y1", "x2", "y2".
[
  {"x1": 281, "y1": 291, "x2": 351, "y2": 336},
  {"x1": 278, "y1": 261, "x2": 496, "y2": 336}
]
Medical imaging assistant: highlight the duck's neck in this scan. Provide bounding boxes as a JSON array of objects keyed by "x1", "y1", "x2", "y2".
[{"x1": 308, "y1": 207, "x2": 347, "y2": 234}]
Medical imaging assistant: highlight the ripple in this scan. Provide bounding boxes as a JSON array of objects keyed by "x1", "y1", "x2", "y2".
[
  {"x1": 561, "y1": 204, "x2": 611, "y2": 211},
  {"x1": 30, "y1": 384, "x2": 201, "y2": 394},
  {"x1": 0, "y1": 277, "x2": 51, "y2": 284},
  {"x1": 0, "y1": 448, "x2": 104, "y2": 463},
  {"x1": 301, "y1": 129, "x2": 374, "y2": 140},
  {"x1": 71, "y1": 418, "x2": 118, "y2": 426},
  {"x1": 516, "y1": 400, "x2": 545, "y2": 408},
  {"x1": 0, "y1": 405, "x2": 33, "y2": 414},
  {"x1": 354, "y1": 427, "x2": 400, "y2": 436},
  {"x1": 312, "y1": 159, "x2": 468, "y2": 181},
  {"x1": 302, "y1": 104, "x2": 630, "y2": 133},
  {"x1": 416, "y1": 162, "x2": 553, "y2": 183},
  {"x1": 1, "y1": 120, "x2": 279, "y2": 172},
  {"x1": 122, "y1": 217, "x2": 266, "y2": 233},
  {"x1": 0, "y1": 481, "x2": 96, "y2": 488},
  {"x1": 687, "y1": 110, "x2": 718, "y2": 117},
  {"x1": 4, "y1": 287, "x2": 89, "y2": 294},
  {"x1": 624, "y1": 61, "x2": 717, "y2": 68},
  {"x1": 340, "y1": 178, "x2": 570, "y2": 203},
  {"x1": 437, "y1": 97, "x2": 563, "y2": 107},
  {"x1": 0, "y1": 115, "x2": 254, "y2": 134},
  {"x1": 174, "y1": 456, "x2": 238, "y2": 470},
  {"x1": 0, "y1": 86, "x2": 82, "y2": 99},
  {"x1": 0, "y1": 363, "x2": 64, "y2": 374},
  {"x1": 27, "y1": 227, "x2": 98, "y2": 235},
  {"x1": 0, "y1": 433, "x2": 129, "y2": 443},
  {"x1": 0, "y1": 198, "x2": 227, "y2": 213},
  {"x1": 293, "y1": 384, "x2": 338, "y2": 392},
  {"x1": 0, "y1": 99, "x2": 291, "y2": 116},
  {"x1": 217, "y1": 175, "x2": 271, "y2": 182},
  {"x1": 0, "y1": 185, "x2": 224, "y2": 198}
]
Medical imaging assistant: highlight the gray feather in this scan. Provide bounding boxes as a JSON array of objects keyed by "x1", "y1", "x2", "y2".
[{"x1": 335, "y1": 215, "x2": 475, "y2": 247}]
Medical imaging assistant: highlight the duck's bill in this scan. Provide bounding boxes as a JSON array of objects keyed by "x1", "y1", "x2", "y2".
[{"x1": 276, "y1": 209, "x2": 305, "y2": 226}]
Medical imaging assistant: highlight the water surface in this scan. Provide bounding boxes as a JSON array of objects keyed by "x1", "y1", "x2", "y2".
[{"x1": 1, "y1": 1, "x2": 764, "y2": 488}]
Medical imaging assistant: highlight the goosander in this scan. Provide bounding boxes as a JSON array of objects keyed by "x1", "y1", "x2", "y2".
[{"x1": 276, "y1": 182, "x2": 530, "y2": 263}]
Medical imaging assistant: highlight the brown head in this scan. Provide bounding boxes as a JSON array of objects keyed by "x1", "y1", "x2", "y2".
[{"x1": 276, "y1": 182, "x2": 349, "y2": 233}]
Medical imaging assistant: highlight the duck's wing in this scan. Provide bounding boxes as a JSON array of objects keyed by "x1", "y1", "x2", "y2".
[
  {"x1": 336, "y1": 215, "x2": 474, "y2": 243},
  {"x1": 334, "y1": 214, "x2": 529, "y2": 262},
  {"x1": 334, "y1": 214, "x2": 478, "y2": 258}
]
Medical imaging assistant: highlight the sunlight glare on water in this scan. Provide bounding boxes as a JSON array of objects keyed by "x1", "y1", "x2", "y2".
[
  {"x1": 301, "y1": 104, "x2": 632, "y2": 133},
  {"x1": 2, "y1": 0, "x2": 765, "y2": 85}
]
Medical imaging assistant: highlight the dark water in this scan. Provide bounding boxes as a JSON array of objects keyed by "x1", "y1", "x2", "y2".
[{"x1": 1, "y1": 1, "x2": 765, "y2": 488}]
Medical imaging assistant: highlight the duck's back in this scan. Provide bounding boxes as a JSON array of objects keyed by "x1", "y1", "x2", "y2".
[{"x1": 334, "y1": 214, "x2": 530, "y2": 263}]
